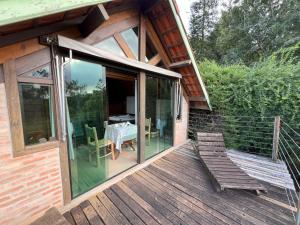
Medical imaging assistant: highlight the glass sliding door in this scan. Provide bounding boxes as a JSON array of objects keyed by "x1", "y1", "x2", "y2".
[
  {"x1": 64, "y1": 58, "x2": 138, "y2": 198},
  {"x1": 145, "y1": 75, "x2": 174, "y2": 159}
]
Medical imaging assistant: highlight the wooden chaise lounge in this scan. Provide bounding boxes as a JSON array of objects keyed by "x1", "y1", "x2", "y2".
[{"x1": 195, "y1": 132, "x2": 267, "y2": 194}]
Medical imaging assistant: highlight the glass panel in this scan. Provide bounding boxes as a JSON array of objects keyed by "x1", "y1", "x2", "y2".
[
  {"x1": 121, "y1": 27, "x2": 139, "y2": 59},
  {"x1": 19, "y1": 84, "x2": 55, "y2": 145},
  {"x1": 145, "y1": 76, "x2": 174, "y2": 159},
  {"x1": 21, "y1": 64, "x2": 51, "y2": 79},
  {"x1": 65, "y1": 59, "x2": 138, "y2": 198},
  {"x1": 146, "y1": 33, "x2": 158, "y2": 62},
  {"x1": 94, "y1": 37, "x2": 126, "y2": 57}
]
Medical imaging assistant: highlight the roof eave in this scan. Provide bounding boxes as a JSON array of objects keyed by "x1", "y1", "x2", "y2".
[{"x1": 167, "y1": 0, "x2": 212, "y2": 111}]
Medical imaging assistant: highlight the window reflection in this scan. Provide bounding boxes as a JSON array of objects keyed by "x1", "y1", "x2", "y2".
[
  {"x1": 65, "y1": 59, "x2": 138, "y2": 198},
  {"x1": 19, "y1": 84, "x2": 55, "y2": 145},
  {"x1": 121, "y1": 27, "x2": 139, "y2": 59},
  {"x1": 145, "y1": 76, "x2": 174, "y2": 159},
  {"x1": 94, "y1": 37, "x2": 126, "y2": 57}
]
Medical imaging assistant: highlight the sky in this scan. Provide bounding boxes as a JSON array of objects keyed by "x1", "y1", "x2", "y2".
[
  {"x1": 176, "y1": 0, "x2": 196, "y2": 32},
  {"x1": 176, "y1": 0, "x2": 226, "y2": 33}
]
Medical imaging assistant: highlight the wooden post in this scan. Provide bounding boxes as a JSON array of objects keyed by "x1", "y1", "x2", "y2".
[
  {"x1": 272, "y1": 116, "x2": 281, "y2": 161},
  {"x1": 296, "y1": 192, "x2": 300, "y2": 225}
]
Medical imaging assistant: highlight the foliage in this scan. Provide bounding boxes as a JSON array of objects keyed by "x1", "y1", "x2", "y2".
[
  {"x1": 197, "y1": 43, "x2": 300, "y2": 155},
  {"x1": 190, "y1": 0, "x2": 300, "y2": 65},
  {"x1": 189, "y1": 0, "x2": 218, "y2": 61}
]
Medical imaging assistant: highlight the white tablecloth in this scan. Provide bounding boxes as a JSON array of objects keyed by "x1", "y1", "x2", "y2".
[{"x1": 104, "y1": 122, "x2": 137, "y2": 151}]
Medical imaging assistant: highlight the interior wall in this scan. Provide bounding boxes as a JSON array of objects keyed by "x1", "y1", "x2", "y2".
[{"x1": 174, "y1": 87, "x2": 189, "y2": 145}]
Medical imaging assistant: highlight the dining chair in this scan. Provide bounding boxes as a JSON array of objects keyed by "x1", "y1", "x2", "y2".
[
  {"x1": 145, "y1": 118, "x2": 151, "y2": 145},
  {"x1": 85, "y1": 124, "x2": 115, "y2": 167}
]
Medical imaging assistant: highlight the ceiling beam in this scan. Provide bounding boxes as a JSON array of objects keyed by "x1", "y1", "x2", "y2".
[
  {"x1": 169, "y1": 60, "x2": 192, "y2": 69},
  {"x1": 0, "y1": 16, "x2": 85, "y2": 48},
  {"x1": 79, "y1": 4, "x2": 109, "y2": 38},
  {"x1": 148, "y1": 54, "x2": 161, "y2": 66}
]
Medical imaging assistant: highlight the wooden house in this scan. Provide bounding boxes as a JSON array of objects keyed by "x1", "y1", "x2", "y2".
[{"x1": 0, "y1": 0, "x2": 211, "y2": 224}]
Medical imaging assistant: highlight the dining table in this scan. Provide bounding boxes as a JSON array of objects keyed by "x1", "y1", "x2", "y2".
[{"x1": 104, "y1": 122, "x2": 137, "y2": 151}]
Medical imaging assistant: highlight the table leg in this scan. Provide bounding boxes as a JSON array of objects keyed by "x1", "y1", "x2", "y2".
[{"x1": 111, "y1": 143, "x2": 115, "y2": 160}]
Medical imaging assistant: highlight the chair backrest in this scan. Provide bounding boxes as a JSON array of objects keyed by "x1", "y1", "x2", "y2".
[
  {"x1": 85, "y1": 124, "x2": 99, "y2": 148},
  {"x1": 145, "y1": 118, "x2": 151, "y2": 133},
  {"x1": 196, "y1": 132, "x2": 225, "y2": 154},
  {"x1": 104, "y1": 121, "x2": 108, "y2": 128}
]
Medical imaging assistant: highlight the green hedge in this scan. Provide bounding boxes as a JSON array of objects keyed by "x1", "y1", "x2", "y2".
[{"x1": 200, "y1": 43, "x2": 300, "y2": 124}]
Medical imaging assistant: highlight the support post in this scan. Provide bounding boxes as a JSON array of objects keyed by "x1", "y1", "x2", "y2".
[
  {"x1": 296, "y1": 192, "x2": 300, "y2": 225},
  {"x1": 272, "y1": 116, "x2": 281, "y2": 161}
]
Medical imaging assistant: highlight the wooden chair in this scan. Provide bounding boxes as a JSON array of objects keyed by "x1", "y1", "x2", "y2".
[
  {"x1": 85, "y1": 124, "x2": 115, "y2": 167},
  {"x1": 145, "y1": 118, "x2": 151, "y2": 145}
]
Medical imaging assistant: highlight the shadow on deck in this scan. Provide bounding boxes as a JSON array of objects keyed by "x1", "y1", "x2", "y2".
[{"x1": 61, "y1": 142, "x2": 295, "y2": 225}]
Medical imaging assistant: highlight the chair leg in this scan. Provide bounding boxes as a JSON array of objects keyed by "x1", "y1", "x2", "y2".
[
  {"x1": 148, "y1": 134, "x2": 151, "y2": 146},
  {"x1": 96, "y1": 149, "x2": 100, "y2": 167},
  {"x1": 89, "y1": 149, "x2": 92, "y2": 162}
]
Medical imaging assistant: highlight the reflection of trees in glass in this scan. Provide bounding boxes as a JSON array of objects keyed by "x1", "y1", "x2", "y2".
[{"x1": 66, "y1": 77, "x2": 107, "y2": 143}]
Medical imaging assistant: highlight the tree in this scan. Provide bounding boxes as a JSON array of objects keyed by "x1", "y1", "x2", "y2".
[{"x1": 189, "y1": 0, "x2": 218, "y2": 61}]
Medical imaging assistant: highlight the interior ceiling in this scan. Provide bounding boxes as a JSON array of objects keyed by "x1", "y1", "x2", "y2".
[{"x1": 0, "y1": 0, "x2": 207, "y2": 106}]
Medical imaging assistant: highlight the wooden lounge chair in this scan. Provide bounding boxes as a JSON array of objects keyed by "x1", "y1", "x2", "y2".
[{"x1": 195, "y1": 132, "x2": 266, "y2": 194}]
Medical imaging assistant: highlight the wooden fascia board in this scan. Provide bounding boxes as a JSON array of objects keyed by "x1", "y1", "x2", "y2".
[
  {"x1": 189, "y1": 96, "x2": 206, "y2": 102},
  {"x1": 79, "y1": 4, "x2": 109, "y2": 37}
]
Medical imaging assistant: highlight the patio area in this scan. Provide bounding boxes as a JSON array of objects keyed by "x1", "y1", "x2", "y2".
[{"x1": 62, "y1": 142, "x2": 295, "y2": 225}]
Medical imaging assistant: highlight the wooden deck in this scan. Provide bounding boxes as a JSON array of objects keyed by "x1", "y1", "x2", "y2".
[{"x1": 63, "y1": 142, "x2": 295, "y2": 225}]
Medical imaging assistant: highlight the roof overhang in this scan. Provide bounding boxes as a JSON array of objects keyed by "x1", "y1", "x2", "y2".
[
  {"x1": 0, "y1": 0, "x2": 211, "y2": 110},
  {"x1": 0, "y1": 0, "x2": 111, "y2": 27}
]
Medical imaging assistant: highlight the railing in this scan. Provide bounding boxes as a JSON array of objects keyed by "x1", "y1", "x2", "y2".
[
  {"x1": 278, "y1": 119, "x2": 300, "y2": 223},
  {"x1": 188, "y1": 112, "x2": 300, "y2": 224}
]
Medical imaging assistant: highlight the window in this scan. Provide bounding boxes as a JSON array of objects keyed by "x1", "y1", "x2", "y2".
[
  {"x1": 4, "y1": 48, "x2": 58, "y2": 156},
  {"x1": 94, "y1": 37, "x2": 126, "y2": 57},
  {"x1": 19, "y1": 84, "x2": 55, "y2": 145},
  {"x1": 120, "y1": 27, "x2": 139, "y2": 59}
]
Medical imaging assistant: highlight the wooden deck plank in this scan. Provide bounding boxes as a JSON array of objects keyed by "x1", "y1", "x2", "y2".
[
  {"x1": 111, "y1": 184, "x2": 161, "y2": 225},
  {"x1": 89, "y1": 195, "x2": 119, "y2": 225},
  {"x1": 157, "y1": 152, "x2": 294, "y2": 224},
  {"x1": 63, "y1": 142, "x2": 294, "y2": 225},
  {"x1": 79, "y1": 201, "x2": 104, "y2": 225},
  {"x1": 123, "y1": 176, "x2": 198, "y2": 225},
  {"x1": 70, "y1": 206, "x2": 90, "y2": 225},
  {"x1": 63, "y1": 212, "x2": 76, "y2": 225},
  {"x1": 103, "y1": 189, "x2": 146, "y2": 225},
  {"x1": 97, "y1": 192, "x2": 131, "y2": 225}
]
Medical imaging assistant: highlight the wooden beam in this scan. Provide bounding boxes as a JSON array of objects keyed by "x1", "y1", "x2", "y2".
[
  {"x1": 148, "y1": 54, "x2": 161, "y2": 66},
  {"x1": 169, "y1": 60, "x2": 192, "y2": 69},
  {"x1": 56, "y1": 35, "x2": 181, "y2": 78},
  {"x1": 138, "y1": 72, "x2": 146, "y2": 163},
  {"x1": 114, "y1": 33, "x2": 136, "y2": 59},
  {"x1": 0, "y1": 65, "x2": 4, "y2": 83},
  {"x1": 189, "y1": 96, "x2": 206, "y2": 102},
  {"x1": 0, "y1": 16, "x2": 85, "y2": 48},
  {"x1": 140, "y1": 0, "x2": 161, "y2": 13},
  {"x1": 139, "y1": 14, "x2": 146, "y2": 62},
  {"x1": 145, "y1": 18, "x2": 171, "y2": 67},
  {"x1": 3, "y1": 59, "x2": 25, "y2": 154},
  {"x1": 79, "y1": 4, "x2": 109, "y2": 37},
  {"x1": 272, "y1": 116, "x2": 281, "y2": 161}
]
